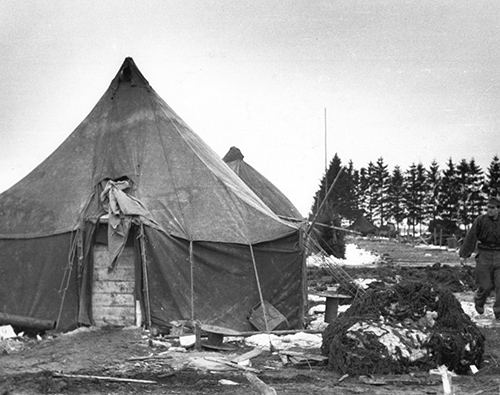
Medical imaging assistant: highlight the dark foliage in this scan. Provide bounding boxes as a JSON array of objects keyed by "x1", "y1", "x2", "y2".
[{"x1": 322, "y1": 281, "x2": 484, "y2": 375}]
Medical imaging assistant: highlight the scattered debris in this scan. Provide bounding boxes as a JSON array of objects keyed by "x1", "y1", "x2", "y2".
[
  {"x1": 246, "y1": 332, "x2": 322, "y2": 351},
  {"x1": 218, "y1": 379, "x2": 239, "y2": 386},
  {"x1": 179, "y1": 335, "x2": 195, "y2": 348},
  {"x1": 245, "y1": 372, "x2": 277, "y2": 395},
  {"x1": 204, "y1": 356, "x2": 260, "y2": 373},
  {"x1": 429, "y1": 365, "x2": 457, "y2": 395},
  {"x1": 279, "y1": 350, "x2": 328, "y2": 367},
  {"x1": 0, "y1": 325, "x2": 16, "y2": 340},
  {"x1": 359, "y1": 375, "x2": 387, "y2": 385},
  {"x1": 52, "y1": 373, "x2": 157, "y2": 384},
  {"x1": 230, "y1": 347, "x2": 264, "y2": 364},
  {"x1": 338, "y1": 373, "x2": 349, "y2": 383}
]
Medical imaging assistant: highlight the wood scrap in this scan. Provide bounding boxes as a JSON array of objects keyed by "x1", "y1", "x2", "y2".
[
  {"x1": 126, "y1": 353, "x2": 173, "y2": 361},
  {"x1": 163, "y1": 328, "x2": 322, "y2": 339},
  {"x1": 204, "y1": 356, "x2": 260, "y2": 373},
  {"x1": 244, "y1": 372, "x2": 277, "y2": 395},
  {"x1": 53, "y1": 373, "x2": 157, "y2": 384},
  {"x1": 280, "y1": 350, "x2": 328, "y2": 366},
  {"x1": 230, "y1": 347, "x2": 264, "y2": 363}
]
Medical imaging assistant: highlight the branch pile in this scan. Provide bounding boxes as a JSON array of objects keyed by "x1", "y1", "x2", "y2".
[{"x1": 321, "y1": 281, "x2": 484, "y2": 375}]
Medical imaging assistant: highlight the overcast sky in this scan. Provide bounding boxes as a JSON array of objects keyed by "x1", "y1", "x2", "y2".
[{"x1": 1, "y1": 0, "x2": 500, "y2": 215}]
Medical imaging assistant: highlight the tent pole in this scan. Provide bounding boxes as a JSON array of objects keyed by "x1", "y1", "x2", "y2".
[
  {"x1": 139, "y1": 224, "x2": 152, "y2": 328},
  {"x1": 248, "y1": 244, "x2": 270, "y2": 332},
  {"x1": 56, "y1": 229, "x2": 79, "y2": 330},
  {"x1": 189, "y1": 240, "x2": 195, "y2": 321}
]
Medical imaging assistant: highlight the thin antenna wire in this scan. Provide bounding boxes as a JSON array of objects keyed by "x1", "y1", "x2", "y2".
[
  {"x1": 324, "y1": 107, "x2": 328, "y2": 198},
  {"x1": 324, "y1": 107, "x2": 328, "y2": 174}
]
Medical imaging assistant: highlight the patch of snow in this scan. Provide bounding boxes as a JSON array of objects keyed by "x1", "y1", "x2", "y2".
[
  {"x1": 62, "y1": 326, "x2": 99, "y2": 336},
  {"x1": 307, "y1": 315, "x2": 328, "y2": 331},
  {"x1": 415, "y1": 244, "x2": 446, "y2": 250},
  {"x1": 347, "y1": 321, "x2": 430, "y2": 362},
  {"x1": 308, "y1": 304, "x2": 325, "y2": 315},
  {"x1": 307, "y1": 243, "x2": 380, "y2": 268},
  {"x1": 245, "y1": 332, "x2": 322, "y2": 351},
  {"x1": 308, "y1": 294, "x2": 325, "y2": 303},
  {"x1": 461, "y1": 301, "x2": 497, "y2": 327},
  {"x1": 353, "y1": 278, "x2": 378, "y2": 289}
]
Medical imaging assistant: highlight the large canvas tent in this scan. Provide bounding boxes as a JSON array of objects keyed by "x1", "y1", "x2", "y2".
[
  {"x1": 0, "y1": 58, "x2": 305, "y2": 332},
  {"x1": 223, "y1": 146, "x2": 303, "y2": 221}
]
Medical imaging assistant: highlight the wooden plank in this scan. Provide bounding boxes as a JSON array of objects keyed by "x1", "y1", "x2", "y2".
[
  {"x1": 93, "y1": 280, "x2": 134, "y2": 293},
  {"x1": 93, "y1": 246, "x2": 136, "y2": 269},
  {"x1": 94, "y1": 266, "x2": 135, "y2": 281},
  {"x1": 93, "y1": 306, "x2": 136, "y2": 326},
  {"x1": 92, "y1": 292, "x2": 135, "y2": 307}
]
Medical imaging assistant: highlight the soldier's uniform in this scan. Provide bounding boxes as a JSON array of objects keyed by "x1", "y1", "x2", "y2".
[{"x1": 460, "y1": 197, "x2": 500, "y2": 319}]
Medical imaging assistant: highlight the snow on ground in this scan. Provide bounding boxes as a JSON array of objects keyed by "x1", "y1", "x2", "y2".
[
  {"x1": 458, "y1": 293, "x2": 498, "y2": 328},
  {"x1": 244, "y1": 332, "x2": 323, "y2": 350},
  {"x1": 307, "y1": 305, "x2": 350, "y2": 332},
  {"x1": 414, "y1": 244, "x2": 457, "y2": 252},
  {"x1": 307, "y1": 243, "x2": 380, "y2": 267},
  {"x1": 353, "y1": 278, "x2": 378, "y2": 289}
]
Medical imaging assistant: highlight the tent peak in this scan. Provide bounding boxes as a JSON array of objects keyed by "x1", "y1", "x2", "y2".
[
  {"x1": 111, "y1": 57, "x2": 150, "y2": 88},
  {"x1": 223, "y1": 146, "x2": 244, "y2": 163}
]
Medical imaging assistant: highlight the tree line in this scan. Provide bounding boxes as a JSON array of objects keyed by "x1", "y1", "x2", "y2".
[{"x1": 310, "y1": 153, "x2": 500, "y2": 240}]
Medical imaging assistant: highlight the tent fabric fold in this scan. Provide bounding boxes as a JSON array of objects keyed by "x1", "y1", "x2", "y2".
[{"x1": 0, "y1": 57, "x2": 305, "y2": 331}]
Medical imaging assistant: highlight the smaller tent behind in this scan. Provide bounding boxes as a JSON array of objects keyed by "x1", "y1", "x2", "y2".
[
  {"x1": 348, "y1": 215, "x2": 378, "y2": 236},
  {"x1": 223, "y1": 147, "x2": 303, "y2": 221}
]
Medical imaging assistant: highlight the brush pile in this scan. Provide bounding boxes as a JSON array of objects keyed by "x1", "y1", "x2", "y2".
[{"x1": 321, "y1": 280, "x2": 484, "y2": 375}]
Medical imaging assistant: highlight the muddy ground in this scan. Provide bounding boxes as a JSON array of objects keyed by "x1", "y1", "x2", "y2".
[{"x1": 1, "y1": 237, "x2": 500, "y2": 394}]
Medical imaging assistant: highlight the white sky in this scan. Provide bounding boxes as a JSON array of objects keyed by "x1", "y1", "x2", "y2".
[{"x1": 1, "y1": 0, "x2": 500, "y2": 215}]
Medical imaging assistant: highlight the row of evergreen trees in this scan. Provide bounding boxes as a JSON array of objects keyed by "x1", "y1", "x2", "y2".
[{"x1": 311, "y1": 154, "x2": 500, "y2": 236}]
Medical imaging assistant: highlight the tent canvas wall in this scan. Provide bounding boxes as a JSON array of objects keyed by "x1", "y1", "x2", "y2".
[
  {"x1": 0, "y1": 58, "x2": 305, "y2": 332},
  {"x1": 223, "y1": 146, "x2": 303, "y2": 221}
]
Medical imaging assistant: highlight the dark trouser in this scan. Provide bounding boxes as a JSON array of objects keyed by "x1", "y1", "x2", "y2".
[{"x1": 475, "y1": 250, "x2": 500, "y2": 316}]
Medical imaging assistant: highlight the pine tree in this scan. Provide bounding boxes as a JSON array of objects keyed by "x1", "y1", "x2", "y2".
[
  {"x1": 350, "y1": 165, "x2": 362, "y2": 218},
  {"x1": 467, "y1": 159, "x2": 485, "y2": 222},
  {"x1": 486, "y1": 155, "x2": 500, "y2": 196},
  {"x1": 404, "y1": 163, "x2": 418, "y2": 237},
  {"x1": 426, "y1": 160, "x2": 441, "y2": 224},
  {"x1": 403, "y1": 163, "x2": 427, "y2": 236},
  {"x1": 387, "y1": 166, "x2": 405, "y2": 231},
  {"x1": 364, "y1": 161, "x2": 378, "y2": 223},
  {"x1": 415, "y1": 163, "x2": 429, "y2": 234},
  {"x1": 358, "y1": 167, "x2": 370, "y2": 219},
  {"x1": 344, "y1": 160, "x2": 360, "y2": 220},
  {"x1": 309, "y1": 153, "x2": 348, "y2": 258},
  {"x1": 372, "y1": 157, "x2": 391, "y2": 226},
  {"x1": 456, "y1": 159, "x2": 471, "y2": 227},
  {"x1": 438, "y1": 158, "x2": 460, "y2": 224}
]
